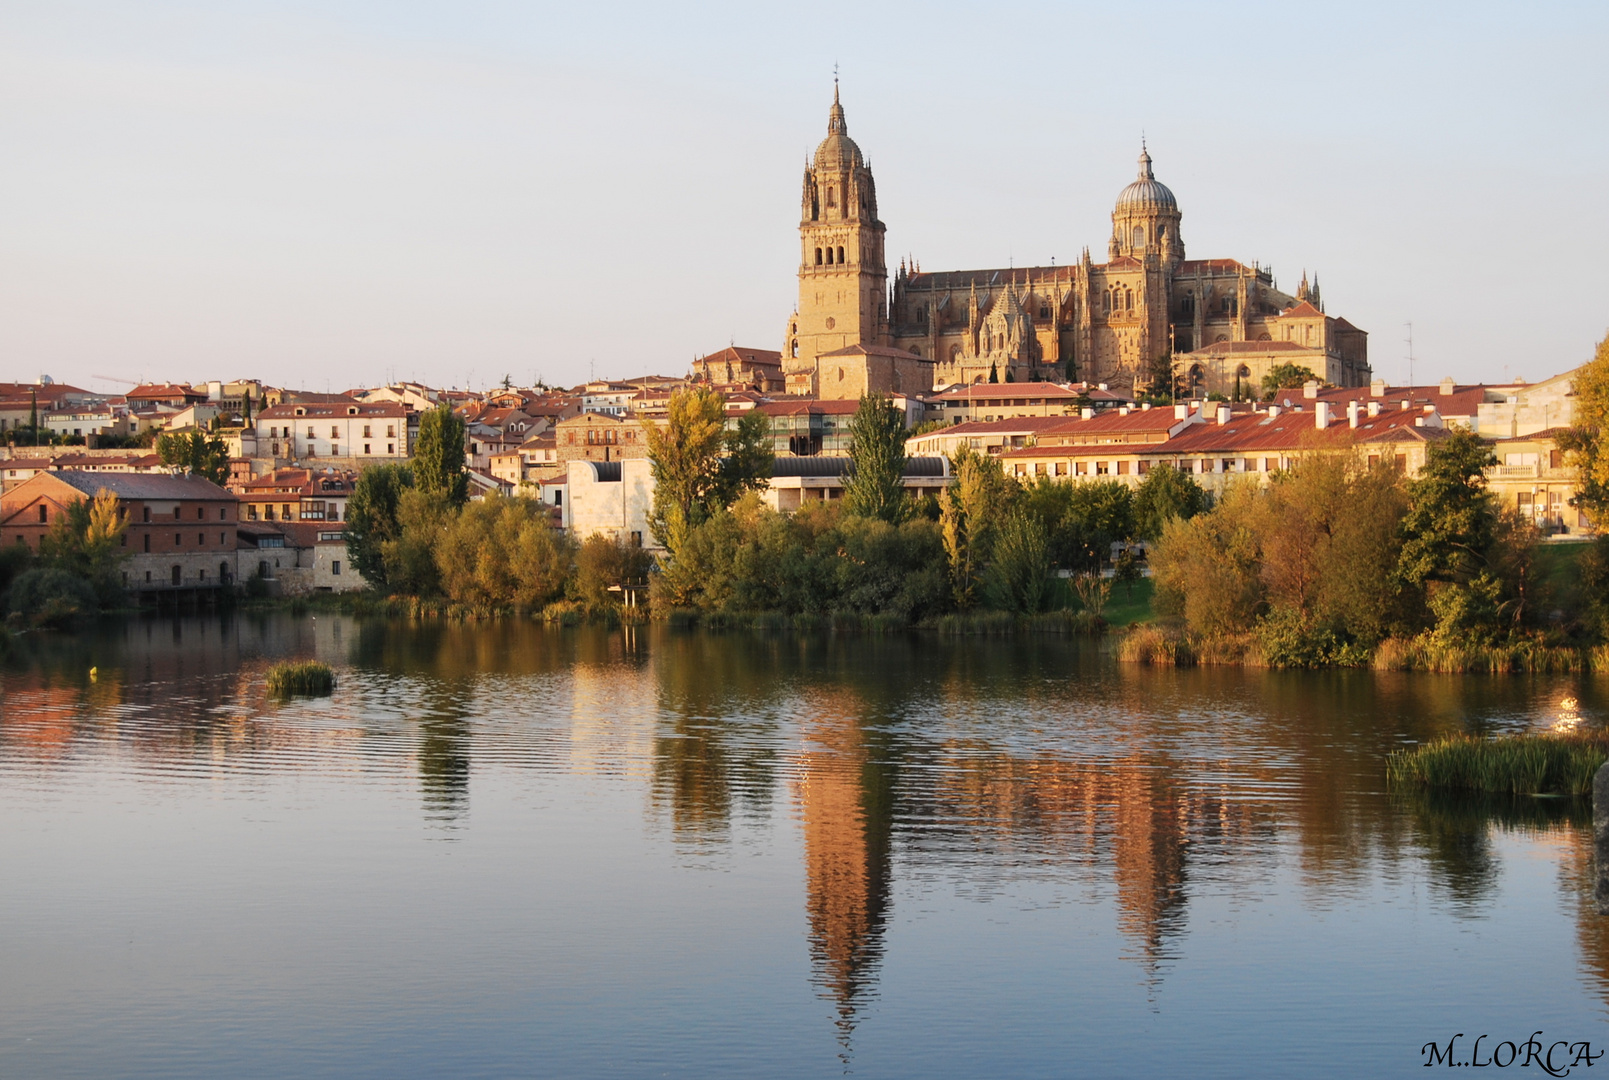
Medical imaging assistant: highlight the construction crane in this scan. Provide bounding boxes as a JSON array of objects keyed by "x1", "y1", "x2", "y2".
[{"x1": 92, "y1": 374, "x2": 141, "y2": 386}]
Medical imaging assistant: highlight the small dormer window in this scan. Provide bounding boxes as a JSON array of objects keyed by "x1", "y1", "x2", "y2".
[
  {"x1": 347, "y1": 406, "x2": 358, "y2": 416},
  {"x1": 294, "y1": 407, "x2": 306, "y2": 416}
]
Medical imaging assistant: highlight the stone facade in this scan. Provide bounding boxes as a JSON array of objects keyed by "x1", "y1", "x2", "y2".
[{"x1": 783, "y1": 92, "x2": 1370, "y2": 395}]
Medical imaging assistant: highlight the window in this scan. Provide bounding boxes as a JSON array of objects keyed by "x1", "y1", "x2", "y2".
[
  {"x1": 283, "y1": 505, "x2": 292, "y2": 520},
  {"x1": 629, "y1": 531, "x2": 642, "y2": 547},
  {"x1": 815, "y1": 248, "x2": 823, "y2": 265},
  {"x1": 826, "y1": 247, "x2": 834, "y2": 265},
  {"x1": 387, "y1": 425, "x2": 395, "y2": 438},
  {"x1": 837, "y1": 245, "x2": 845, "y2": 264},
  {"x1": 331, "y1": 560, "x2": 341, "y2": 576},
  {"x1": 331, "y1": 445, "x2": 338, "y2": 456},
  {"x1": 362, "y1": 425, "x2": 371, "y2": 438},
  {"x1": 364, "y1": 444, "x2": 370, "y2": 455},
  {"x1": 37, "y1": 504, "x2": 46, "y2": 523},
  {"x1": 1096, "y1": 461, "x2": 1109, "y2": 475},
  {"x1": 553, "y1": 490, "x2": 562, "y2": 506},
  {"x1": 146, "y1": 570, "x2": 152, "y2": 582},
  {"x1": 219, "y1": 533, "x2": 225, "y2": 545},
  {"x1": 172, "y1": 565, "x2": 182, "y2": 585},
  {"x1": 330, "y1": 426, "x2": 339, "y2": 439},
  {"x1": 307, "y1": 427, "x2": 315, "y2": 440},
  {"x1": 1116, "y1": 460, "x2": 1129, "y2": 475},
  {"x1": 197, "y1": 533, "x2": 204, "y2": 545},
  {"x1": 144, "y1": 535, "x2": 150, "y2": 553},
  {"x1": 387, "y1": 444, "x2": 394, "y2": 454},
  {"x1": 1133, "y1": 226, "x2": 1145, "y2": 248},
  {"x1": 175, "y1": 533, "x2": 182, "y2": 545}
]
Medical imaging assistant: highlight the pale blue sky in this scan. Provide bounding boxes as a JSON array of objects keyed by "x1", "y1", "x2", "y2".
[{"x1": 1, "y1": 0, "x2": 1605, "y2": 392}]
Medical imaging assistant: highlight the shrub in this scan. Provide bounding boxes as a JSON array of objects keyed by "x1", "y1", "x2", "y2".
[
  {"x1": 1254, "y1": 607, "x2": 1370, "y2": 668},
  {"x1": 6, "y1": 568, "x2": 99, "y2": 629}
]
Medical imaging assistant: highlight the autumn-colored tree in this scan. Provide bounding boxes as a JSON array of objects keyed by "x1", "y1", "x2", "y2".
[{"x1": 643, "y1": 385, "x2": 728, "y2": 552}]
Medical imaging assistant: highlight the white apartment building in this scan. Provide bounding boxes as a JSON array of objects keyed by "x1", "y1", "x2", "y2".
[{"x1": 255, "y1": 402, "x2": 410, "y2": 460}]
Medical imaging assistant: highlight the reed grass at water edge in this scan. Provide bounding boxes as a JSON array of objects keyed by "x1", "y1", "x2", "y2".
[
  {"x1": 265, "y1": 661, "x2": 336, "y2": 697},
  {"x1": 1386, "y1": 732, "x2": 1609, "y2": 796}
]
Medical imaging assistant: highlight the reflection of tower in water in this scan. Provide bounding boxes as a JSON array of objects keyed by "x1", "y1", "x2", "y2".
[{"x1": 794, "y1": 697, "x2": 892, "y2": 1053}]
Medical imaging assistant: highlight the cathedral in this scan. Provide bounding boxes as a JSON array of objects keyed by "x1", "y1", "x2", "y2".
[{"x1": 782, "y1": 88, "x2": 1371, "y2": 398}]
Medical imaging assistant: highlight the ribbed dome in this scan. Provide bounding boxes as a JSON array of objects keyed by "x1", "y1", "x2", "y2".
[
  {"x1": 1115, "y1": 146, "x2": 1177, "y2": 210},
  {"x1": 813, "y1": 86, "x2": 863, "y2": 171}
]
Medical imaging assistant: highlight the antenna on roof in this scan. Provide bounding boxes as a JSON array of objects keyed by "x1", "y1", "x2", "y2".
[{"x1": 1404, "y1": 322, "x2": 1415, "y2": 389}]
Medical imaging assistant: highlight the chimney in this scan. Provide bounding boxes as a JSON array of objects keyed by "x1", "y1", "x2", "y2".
[
  {"x1": 1368, "y1": 400, "x2": 1381, "y2": 417},
  {"x1": 1080, "y1": 407, "x2": 1095, "y2": 420},
  {"x1": 1119, "y1": 406, "x2": 1131, "y2": 416},
  {"x1": 1347, "y1": 400, "x2": 1360, "y2": 428},
  {"x1": 1140, "y1": 402, "x2": 1152, "y2": 411},
  {"x1": 1097, "y1": 383, "x2": 1109, "y2": 391},
  {"x1": 1400, "y1": 400, "x2": 1410, "y2": 410},
  {"x1": 1216, "y1": 405, "x2": 1231, "y2": 425},
  {"x1": 1315, "y1": 401, "x2": 1331, "y2": 428},
  {"x1": 1174, "y1": 404, "x2": 1190, "y2": 419},
  {"x1": 1371, "y1": 378, "x2": 1386, "y2": 397},
  {"x1": 1440, "y1": 376, "x2": 1455, "y2": 396},
  {"x1": 1303, "y1": 380, "x2": 1320, "y2": 400},
  {"x1": 1268, "y1": 405, "x2": 1281, "y2": 418}
]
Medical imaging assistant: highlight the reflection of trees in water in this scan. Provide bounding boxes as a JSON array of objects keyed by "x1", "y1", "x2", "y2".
[
  {"x1": 649, "y1": 631, "x2": 785, "y2": 837},
  {"x1": 417, "y1": 704, "x2": 470, "y2": 826}
]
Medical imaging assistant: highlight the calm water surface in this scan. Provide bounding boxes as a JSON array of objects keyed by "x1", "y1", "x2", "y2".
[{"x1": 2, "y1": 615, "x2": 1608, "y2": 1078}]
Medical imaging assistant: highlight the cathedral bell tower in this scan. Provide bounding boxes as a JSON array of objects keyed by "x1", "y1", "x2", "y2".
[{"x1": 783, "y1": 85, "x2": 889, "y2": 384}]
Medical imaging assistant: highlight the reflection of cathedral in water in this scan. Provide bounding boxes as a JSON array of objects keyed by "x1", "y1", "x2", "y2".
[{"x1": 794, "y1": 699, "x2": 892, "y2": 1047}]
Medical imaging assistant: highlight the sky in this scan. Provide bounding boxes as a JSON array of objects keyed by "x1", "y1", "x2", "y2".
[{"x1": 1, "y1": 0, "x2": 1605, "y2": 393}]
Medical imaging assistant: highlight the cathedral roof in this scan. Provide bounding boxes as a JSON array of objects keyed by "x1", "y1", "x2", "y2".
[
  {"x1": 813, "y1": 85, "x2": 864, "y2": 171},
  {"x1": 1280, "y1": 301, "x2": 1325, "y2": 318},
  {"x1": 1115, "y1": 145, "x2": 1178, "y2": 212}
]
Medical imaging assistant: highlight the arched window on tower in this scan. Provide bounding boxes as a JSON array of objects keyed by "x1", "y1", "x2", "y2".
[
  {"x1": 791, "y1": 340, "x2": 799, "y2": 358},
  {"x1": 1133, "y1": 226, "x2": 1145, "y2": 248},
  {"x1": 825, "y1": 187, "x2": 836, "y2": 208},
  {"x1": 826, "y1": 247, "x2": 834, "y2": 265},
  {"x1": 1125, "y1": 289, "x2": 1133, "y2": 311},
  {"x1": 815, "y1": 248, "x2": 823, "y2": 266},
  {"x1": 837, "y1": 246, "x2": 846, "y2": 264}
]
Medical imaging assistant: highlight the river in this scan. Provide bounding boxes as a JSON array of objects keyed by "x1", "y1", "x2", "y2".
[{"x1": 2, "y1": 614, "x2": 1606, "y2": 1077}]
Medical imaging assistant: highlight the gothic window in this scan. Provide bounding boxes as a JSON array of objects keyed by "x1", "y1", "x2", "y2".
[
  {"x1": 827, "y1": 248, "x2": 834, "y2": 265},
  {"x1": 791, "y1": 340, "x2": 799, "y2": 358},
  {"x1": 1038, "y1": 304, "x2": 1050, "y2": 319},
  {"x1": 825, "y1": 188, "x2": 836, "y2": 208},
  {"x1": 1103, "y1": 290, "x2": 1113, "y2": 313},
  {"x1": 815, "y1": 248, "x2": 823, "y2": 266},
  {"x1": 1125, "y1": 289, "x2": 1133, "y2": 311},
  {"x1": 1133, "y1": 226, "x2": 1145, "y2": 248},
  {"x1": 1181, "y1": 294, "x2": 1195, "y2": 317},
  {"x1": 837, "y1": 246, "x2": 845, "y2": 264}
]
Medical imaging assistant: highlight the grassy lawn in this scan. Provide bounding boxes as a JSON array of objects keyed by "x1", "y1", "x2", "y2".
[{"x1": 1102, "y1": 577, "x2": 1155, "y2": 627}]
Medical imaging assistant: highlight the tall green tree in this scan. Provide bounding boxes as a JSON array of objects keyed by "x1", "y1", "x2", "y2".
[
  {"x1": 642, "y1": 385, "x2": 728, "y2": 551},
  {"x1": 39, "y1": 488, "x2": 128, "y2": 605},
  {"x1": 940, "y1": 446, "x2": 1015, "y2": 607},
  {"x1": 1397, "y1": 427, "x2": 1499, "y2": 588},
  {"x1": 842, "y1": 393, "x2": 907, "y2": 523},
  {"x1": 713, "y1": 407, "x2": 774, "y2": 508},
  {"x1": 1133, "y1": 462, "x2": 1208, "y2": 541},
  {"x1": 156, "y1": 430, "x2": 229, "y2": 485},
  {"x1": 413, "y1": 402, "x2": 469, "y2": 507},
  {"x1": 344, "y1": 463, "x2": 414, "y2": 588},
  {"x1": 1558, "y1": 332, "x2": 1609, "y2": 524}
]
